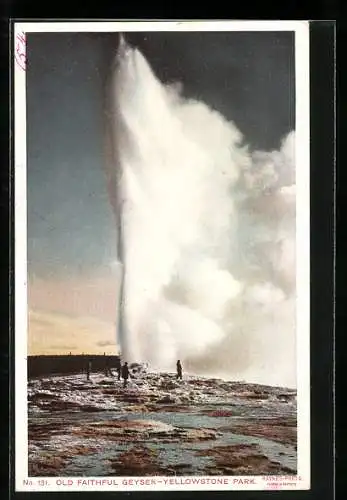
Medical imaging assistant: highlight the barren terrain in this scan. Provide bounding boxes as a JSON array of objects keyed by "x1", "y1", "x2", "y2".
[{"x1": 28, "y1": 369, "x2": 297, "y2": 476}]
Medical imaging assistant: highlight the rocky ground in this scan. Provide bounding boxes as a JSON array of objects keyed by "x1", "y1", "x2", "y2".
[{"x1": 28, "y1": 367, "x2": 297, "y2": 476}]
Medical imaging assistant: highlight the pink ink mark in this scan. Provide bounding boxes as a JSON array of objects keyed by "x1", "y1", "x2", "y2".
[
  {"x1": 266, "y1": 482, "x2": 282, "y2": 490},
  {"x1": 15, "y1": 32, "x2": 26, "y2": 71}
]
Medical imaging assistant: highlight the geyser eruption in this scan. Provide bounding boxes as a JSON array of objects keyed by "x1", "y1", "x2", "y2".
[{"x1": 105, "y1": 36, "x2": 296, "y2": 387}]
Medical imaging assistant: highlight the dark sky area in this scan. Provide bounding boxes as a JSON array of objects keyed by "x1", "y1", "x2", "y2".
[{"x1": 27, "y1": 31, "x2": 295, "y2": 278}]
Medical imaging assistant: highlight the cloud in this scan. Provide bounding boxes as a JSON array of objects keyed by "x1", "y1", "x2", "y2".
[{"x1": 96, "y1": 340, "x2": 116, "y2": 347}]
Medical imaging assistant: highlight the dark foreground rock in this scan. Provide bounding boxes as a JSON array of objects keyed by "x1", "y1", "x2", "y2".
[
  {"x1": 196, "y1": 444, "x2": 295, "y2": 475},
  {"x1": 219, "y1": 418, "x2": 297, "y2": 446},
  {"x1": 71, "y1": 418, "x2": 218, "y2": 443}
]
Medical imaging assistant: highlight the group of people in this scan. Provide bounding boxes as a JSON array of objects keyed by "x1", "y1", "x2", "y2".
[
  {"x1": 114, "y1": 358, "x2": 129, "y2": 387},
  {"x1": 86, "y1": 357, "x2": 183, "y2": 387}
]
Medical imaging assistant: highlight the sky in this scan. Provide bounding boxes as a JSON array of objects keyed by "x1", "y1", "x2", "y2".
[{"x1": 26, "y1": 30, "x2": 295, "y2": 355}]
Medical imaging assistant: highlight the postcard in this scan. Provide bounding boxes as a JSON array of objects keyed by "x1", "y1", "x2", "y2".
[{"x1": 14, "y1": 20, "x2": 310, "y2": 492}]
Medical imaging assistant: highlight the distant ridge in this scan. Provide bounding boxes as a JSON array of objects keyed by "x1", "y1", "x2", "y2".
[{"x1": 28, "y1": 354, "x2": 120, "y2": 378}]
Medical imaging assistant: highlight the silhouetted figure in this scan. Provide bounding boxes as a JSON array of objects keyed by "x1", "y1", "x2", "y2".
[
  {"x1": 86, "y1": 360, "x2": 92, "y2": 381},
  {"x1": 176, "y1": 360, "x2": 183, "y2": 380},
  {"x1": 104, "y1": 356, "x2": 113, "y2": 377},
  {"x1": 115, "y1": 357, "x2": 122, "y2": 380},
  {"x1": 122, "y1": 362, "x2": 129, "y2": 388}
]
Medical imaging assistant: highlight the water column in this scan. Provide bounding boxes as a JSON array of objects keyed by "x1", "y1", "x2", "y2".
[{"x1": 102, "y1": 34, "x2": 129, "y2": 361}]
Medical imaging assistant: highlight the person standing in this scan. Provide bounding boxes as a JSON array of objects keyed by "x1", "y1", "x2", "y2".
[
  {"x1": 176, "y1": 360, "x2": 183, "y2": 380},
  {"x1": 104, "y1": 356, "x2": 113, "y2": 377},
  {"x1": 115, "y1": 356, "x2": 122, "y2": 380},
  {"x1": 121, "y1": 362, "x2": 129, "y2": 388},
  {"x1": 86, "y1": 359, "x2": 92, "y2": 381}
]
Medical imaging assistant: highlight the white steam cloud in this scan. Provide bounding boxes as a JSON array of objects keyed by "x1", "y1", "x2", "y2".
[{"x1": 106, "y1": 39, "x2": 296, "y2": 388}]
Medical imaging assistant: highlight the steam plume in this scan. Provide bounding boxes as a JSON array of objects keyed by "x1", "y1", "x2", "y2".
[{"x1": 105, "y1": 37, "x2": 296, "y2": 388}]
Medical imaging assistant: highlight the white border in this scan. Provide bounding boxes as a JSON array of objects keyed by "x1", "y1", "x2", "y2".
[
  {"x1": 295, "y1": 24, "x2": 311, "y2": 487},
  {"x1": 14, "y1": 20, "x2": 310, "y2": 492},
  {"x1": 14, "y1": 23, "x2": 28, "y2": 483}
]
